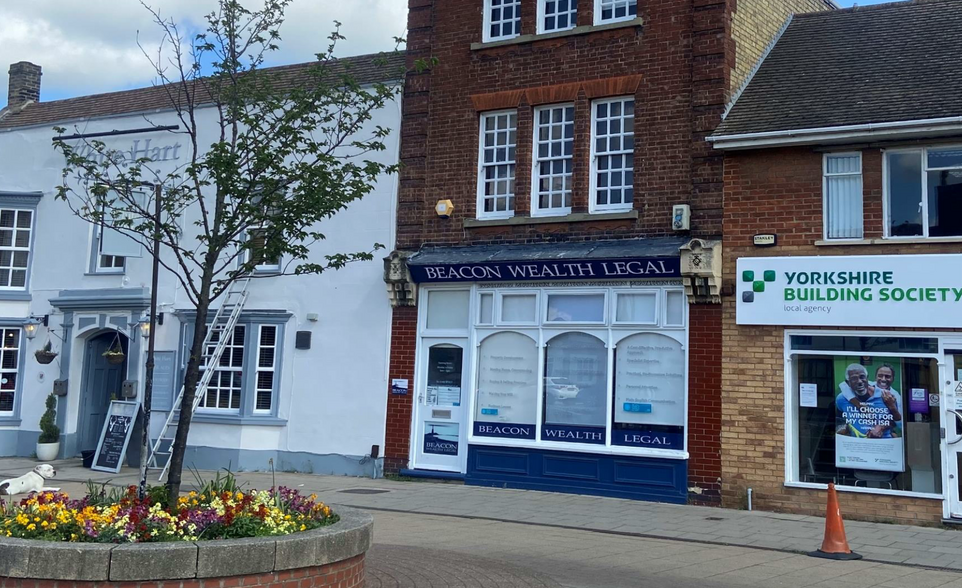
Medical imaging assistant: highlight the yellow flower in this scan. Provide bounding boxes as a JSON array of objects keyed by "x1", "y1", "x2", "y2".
[{"x1": 26, "y1": 524, "x2": 35, "y2": 531}]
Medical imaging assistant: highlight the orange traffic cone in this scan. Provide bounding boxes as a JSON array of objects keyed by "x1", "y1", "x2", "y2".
[{"x1": 809, "y1": 483, "x2": 862, "y2": 560}]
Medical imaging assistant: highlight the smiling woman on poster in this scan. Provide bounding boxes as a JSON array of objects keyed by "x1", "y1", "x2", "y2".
[{"x1": 835, "y1": 363, "x2": 905, "y2": 472}]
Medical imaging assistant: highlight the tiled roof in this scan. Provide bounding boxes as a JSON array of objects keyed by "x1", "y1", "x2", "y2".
[
  {"x1": 713, "y1": 0, "x2": 962, "y2": 137},
  {"x1": 0, "y1": 51, "x2": 406, "y2": 130}
]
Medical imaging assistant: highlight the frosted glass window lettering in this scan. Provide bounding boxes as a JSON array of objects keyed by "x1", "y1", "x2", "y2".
[
  {"x1": 614, "y1": 333, "x2": 685, "y2": 426},
  {"x1": 887, "y1": 151, "x2": 924, "y2": 237},
  {"x1": 615, "y1": 292, "x2": 656, "y2": 324},
  {"x1": 544, "y1": 333, "x2": 607, "y2": 427},
  {"x1": 0, "y1": 209, "x2": 31, "y2": 289},
  {"x1": 533, "y1": 105, "x2": 575, "y2": 214},
  {"x1": 824, "y1": 154, "x2": 863, "y2": 240},
  {"x1": 476, "y1": 332, "x2": 538, "y2": 425},
  {"x1": 479, "y1": 111, "x2": 517, "y2": 217},
  {"x1": 426, "y1": 290, "x2": 470, "y2": 330},
  {"x1": 426, "y1": 346, "x2": 463, "y2": 406},
  {"x1": 598, "y1": 0, "x2": 637, "y2": 22},
  {"x1": 479, "y1": 293, "x2": 494, "y2": 325},
  {"x1": 542, "y1": 0, "x2": 577, "y2": 32},
  {"x1": 592, "y1": 98, "x2": 634, "y2": 211},
  {"x1": 546, "y1": 294, "x2": 605, "y2": 322},
  {"x1": 665, "y1": 291, "x2": 685, "y2": 326},
  {"x1": 487, "y1": 0, "x2": 521, "y2": 40},
  {"x1": 501, "y1": 293, "x2": 537, "y2": 323}
]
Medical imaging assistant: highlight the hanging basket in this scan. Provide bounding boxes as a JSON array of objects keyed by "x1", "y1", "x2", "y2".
[
  {"x1": 34, "y1": 350, "x2": 58, "y2": 365},
  {"x1": 104, "y1": 351, "x2": 126, "y2": 365},
  {"x1": 102, "y1": 331, "x2": 126, "y2": 364}
]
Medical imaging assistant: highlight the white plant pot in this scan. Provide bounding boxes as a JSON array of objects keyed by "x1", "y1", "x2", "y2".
[{"x1": 36, "y1": 442, "x2": 59, "y2": 461}]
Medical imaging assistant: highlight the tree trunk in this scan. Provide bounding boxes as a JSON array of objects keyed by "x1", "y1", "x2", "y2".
[{"x1": 166, "y1": 288, "x2": 212, "y2": 504}]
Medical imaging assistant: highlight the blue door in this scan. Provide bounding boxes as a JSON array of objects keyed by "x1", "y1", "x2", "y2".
[{"x1": 78, "y1": 332, "x2": 128, "y2": 452}]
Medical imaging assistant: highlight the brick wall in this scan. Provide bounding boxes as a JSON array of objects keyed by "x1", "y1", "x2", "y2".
[
  {"x1": 688, "y1": 303, "x2": 722, "y2": 504},
  {"x1": 384, "y1": 306, "x2": 417, "y2": 474},
  {"x1": 721, "y1": 145, "x2": 962, "y2": 524},
  {"x1": 398, "y1": 0, "x2": 738, "y2": 250},
  {"x1": 729, "y1": 0, "x2": 831, "y2": 93},
  {"x1": 0, "y1": 556, "x2": 366, "y2": 588}
]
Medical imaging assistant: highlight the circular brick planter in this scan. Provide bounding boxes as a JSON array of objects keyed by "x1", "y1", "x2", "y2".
[{"x1": 0, "y1": 506, "x2": 372, "y2": 588}]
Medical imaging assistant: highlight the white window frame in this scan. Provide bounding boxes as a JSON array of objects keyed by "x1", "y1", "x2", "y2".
[
  {"x1": 458, "y1": 284, "x2": 689, "y2": 460},
  {"x1": 0, "y1": 208, "x2": 33, "y2": 291},
  {"x1": 783, "y1": 329, "x2": 945, "y2": 500},
  {"x1": 476, "y1": 110, "x2": 518, "y2": 220},
  {"x1": 253, "y1": 324, "x2": 277, "y2": 414},
  {"x1": 245, "y1": 226, "x2": 282, "y2": 272},
  {"x1": 822, "y1": 152, "x2": 864, "y2": 242},
  {"x1": 497, "y1": 290, "x2": 541, "y2": 326},
  {"x1": 0, "y1": 327, "x2": 22, "y2": 417},
  {"x1": 199, "y1": 324, "x2": 246, "y2": 413},
  {"x1": 612, "y1": 289, "x2": 659, "y2": 325},
  {"x1": 589, "y1": 96, "x2": 635, "y2": 214},
  {"x1": 543, "y1": 290, "x2": 608, "y2": 325},
  {"x1": 537, "y1": 0, "x2": 578, "y2": 34},
  {"x1": 483, "y1": 0, "x2": 523, "y2": 42},
  {"x1": 883, "y1": 145, "x2": 962, "y2": 240},
  {"x1": 93, "y1": 223, "x2": 127, "y2": 274},
  {"x1": 593, "y1": 0, "x2": 638, "y2": 24},
  {"x1": 531, "y1": 103, "x2": 575, "y2": 217}
]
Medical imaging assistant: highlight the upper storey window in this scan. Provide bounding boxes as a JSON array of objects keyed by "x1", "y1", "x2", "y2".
[
  {"x1": 477, "y1": 110, "x2": 518, "y2": 219},
  {"x1": 484, "y1": 0, "x2": 522, "y2": 42},
  {"x1": 595, "y1": 0, "x2": 637, "y2": 23},
  {"x1": 539, "y1": 0, "x2": 578, "y2": 33},
  {"x1": 532, "y1": 104, "x2": 575, "y2": 216},
  {"x1": 886, "y1": 146, "x2": 962, "y2": 239}
]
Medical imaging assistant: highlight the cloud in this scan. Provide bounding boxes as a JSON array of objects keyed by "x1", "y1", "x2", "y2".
[{"x1": 0, "y1": 0, "x2": 406, "y2": 106}]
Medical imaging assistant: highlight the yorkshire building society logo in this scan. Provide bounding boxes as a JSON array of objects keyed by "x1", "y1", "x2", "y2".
[{"x1": 741, "y1": 270, "x2": 776, "y2": 303}]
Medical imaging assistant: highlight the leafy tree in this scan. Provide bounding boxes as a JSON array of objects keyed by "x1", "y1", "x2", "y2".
[{"x1": 52, "y1": 0, "x2": 416, "y2": 503}]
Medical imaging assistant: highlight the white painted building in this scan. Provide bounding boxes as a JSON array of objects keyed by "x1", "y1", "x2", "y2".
[{"x1": 0, "y1": 55, "x2": 403, "y2": 476}]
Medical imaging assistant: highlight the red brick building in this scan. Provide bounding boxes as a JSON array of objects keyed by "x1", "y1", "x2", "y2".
[
  {"x1": 383, "y1": 0, "x2": 831, "y2": 503},
  {"x1": 712, "y1": 0, "x2": 962, "y2": 523}
]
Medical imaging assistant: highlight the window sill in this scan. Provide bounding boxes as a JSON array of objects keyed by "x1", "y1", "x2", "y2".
[
  {"x1": 192, "y1": 414, "x2": 287, "y2": 426},
  {"x1": 784, "y1": 481, "x2": 941, "y2": 500},
  {"x1": 464, "y1": 209, "x2": 638, "y2": 228},
  {"x1": 0, "y1": 418, "x2": 21, "y2": 427},
  {"x1": 815, "y1": 236, "x2": 962, "y2": 246},
  {"x1": 0, "y1": 291, "x2": 31, "y2": 301},
  {"x1": 472, "y1": 17, "x2": 644, "y2": 51},
  {"x1": 84, "y1": 271, "x2": 126, "y2": 276}
]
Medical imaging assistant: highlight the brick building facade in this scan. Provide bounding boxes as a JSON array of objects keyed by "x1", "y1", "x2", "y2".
[
  {"x1": 385, "y1": 0, "x2": 831, "y2": 504},
  {"x1": 713, "y1": 0, "x2": 962, "y2": 524}
]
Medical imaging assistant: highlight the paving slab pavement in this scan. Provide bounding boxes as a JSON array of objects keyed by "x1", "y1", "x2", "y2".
[{"x1": 4, "y1": 457, "x2": 962, "y2": 575}]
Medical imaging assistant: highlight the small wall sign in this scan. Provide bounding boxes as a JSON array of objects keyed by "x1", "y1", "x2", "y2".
[
  {"x1": 753, "y1": 234, "x2": 777, "y2": 247},
  {"x1": 391, "y1": 379, "x2": 409, "y2": 395}
]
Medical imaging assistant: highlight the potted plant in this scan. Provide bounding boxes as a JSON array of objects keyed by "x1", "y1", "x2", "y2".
[
  {"x1": 34, "y1": 341, "x2": 58, "y2": 364},
  {"x1": 103, "y1": 341, "x2": 125, "y2": 365},
  {"x1": 36, "y1": 393, "x2": 60, "y2": 461}
]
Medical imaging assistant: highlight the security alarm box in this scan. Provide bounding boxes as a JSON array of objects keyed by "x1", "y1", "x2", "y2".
[
  {"x1": 672, "y1": 204, "x2": 691, "y2": 231},
  {"x1": 121, "y1": 380, "x2": 138, "y2": 398}
]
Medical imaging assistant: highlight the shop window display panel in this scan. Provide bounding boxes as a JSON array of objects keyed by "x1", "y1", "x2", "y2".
[{"x1": 795, "y1": 354, "x2": 941, "y2": 493}]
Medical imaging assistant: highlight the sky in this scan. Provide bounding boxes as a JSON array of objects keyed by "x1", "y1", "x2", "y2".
[{"x1": 0, "y1": 0, "x2": 894, "y2": 108}]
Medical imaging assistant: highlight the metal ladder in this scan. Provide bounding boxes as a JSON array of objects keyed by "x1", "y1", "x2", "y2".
[{"x1": 147, "y1": 279, "x2": 250, "y2": 481}]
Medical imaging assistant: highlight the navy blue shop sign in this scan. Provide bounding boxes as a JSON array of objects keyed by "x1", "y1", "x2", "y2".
[
  {"x1": 474, "y1": 422, "x2": 536, "y2": 440},
  {"x1": 410, "y1": 258, "x2": 681, "y2": 283},
  {"x1": 611, "y1": 425, "x2": 684, "y2": 450},
  {"x1": 541, "y1": 424, "x2": 606, "y2": 445}
]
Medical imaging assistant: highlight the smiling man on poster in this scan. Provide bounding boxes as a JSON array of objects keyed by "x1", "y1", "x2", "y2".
[{"x1": 835, "y1": 362, "x2": 904, "y2": 472}]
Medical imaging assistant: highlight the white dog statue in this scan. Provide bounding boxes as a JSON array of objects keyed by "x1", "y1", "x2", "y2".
[{"x1": 0, "y1": 464, "x2": 57, "y2": 496}]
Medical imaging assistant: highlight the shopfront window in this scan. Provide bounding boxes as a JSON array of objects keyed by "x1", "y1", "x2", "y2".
[
  {"x1": 467, "y1": 284, "x2": 688, "y2": 455},
  {"x1": 791, "y1": 338, "x2": 942, "y2": 494}
]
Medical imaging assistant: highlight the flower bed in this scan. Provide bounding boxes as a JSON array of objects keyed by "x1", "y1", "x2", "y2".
[{"x1": 0, "y1": 483, "x2": 337, "y2": 543}]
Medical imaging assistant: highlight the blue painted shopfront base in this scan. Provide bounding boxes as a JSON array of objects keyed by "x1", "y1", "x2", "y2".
[{"x1": 466, "y1": 445, "x2": 688, "y2": 503}]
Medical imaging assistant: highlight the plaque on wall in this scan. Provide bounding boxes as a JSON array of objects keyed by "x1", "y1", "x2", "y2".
[{"x1": 614, "y1": 333, "x2": 685, "y2": 427}]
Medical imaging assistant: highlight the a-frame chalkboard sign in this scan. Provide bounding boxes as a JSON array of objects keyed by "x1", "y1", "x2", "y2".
[{"x1": 91, "y1": 400, "x2": 139, "y2": 473}]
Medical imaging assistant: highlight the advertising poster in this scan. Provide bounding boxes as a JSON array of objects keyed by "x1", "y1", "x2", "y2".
[
  {"x1": 613, "y1": 333, "x2": 685, "y2": 427},
  {"x1": 423, "y1": 422, "x2": 459, "y2": 456},
  {"x1": 834, "y1": 357, "x2": 904, "y2": 472}
]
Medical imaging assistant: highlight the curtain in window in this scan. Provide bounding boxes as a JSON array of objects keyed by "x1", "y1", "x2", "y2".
[{"x1": 825, "y1": 155, "x2": 863, "y2": 240}]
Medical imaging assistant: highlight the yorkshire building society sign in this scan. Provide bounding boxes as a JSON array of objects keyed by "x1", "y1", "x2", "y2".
[{"x1": 737, "y1": 254, "x2": 962, "y2": 328}]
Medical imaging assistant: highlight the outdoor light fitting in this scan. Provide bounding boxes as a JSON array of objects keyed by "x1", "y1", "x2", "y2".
[{"x1": 22, "y1": 317, "x2": 44, "y2": 340}]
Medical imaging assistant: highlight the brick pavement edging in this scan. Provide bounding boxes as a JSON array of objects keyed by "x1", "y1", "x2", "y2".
[{"x1": 0, "y1": 506, "x2": 372, "y2": 584}]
